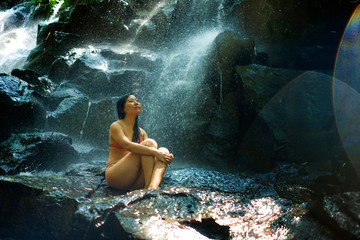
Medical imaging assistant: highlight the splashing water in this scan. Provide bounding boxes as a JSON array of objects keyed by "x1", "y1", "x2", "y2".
[{"x1": 143, "y1": 29, "x2": 222, "y2": 162}]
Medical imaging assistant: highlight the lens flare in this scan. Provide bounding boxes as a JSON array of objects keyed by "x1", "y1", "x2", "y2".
[{"x1": 333, "y1": 5, "x2": 360, "y2": 177}]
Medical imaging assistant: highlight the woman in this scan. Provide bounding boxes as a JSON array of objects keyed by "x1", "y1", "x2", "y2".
[{"x1": 105, "y1": 94, "x2": 174, "y2": 190}]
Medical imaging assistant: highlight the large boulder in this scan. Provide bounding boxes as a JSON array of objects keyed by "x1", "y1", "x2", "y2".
[
  {"x1": 198, "y1": 31, "x2": 256, "y2": 168},
  {"x1": 11, "y1": 68, "x2": 56, "y2": 97},
  {"x1": 0, "y1": 74, "x2": 46, "y2": 141},
  {"x1": 25, "y1": 31, "x2": 82, "y2": 75},
  {"x1": 235, "y1": 64, "x2": 304, "y2": 132},
  {"x1": 237, "y1": 71, "x2": 355, "y2": 182},
  {"x1": 64, "y1": 49, "x2": 156, "y2": 100},
  {"x1": 46, "y1": 90, "x2": 89, "y2": 139},
  {"x1": 0, "y1": 132, "x2": 80, "y2": 174},
  {"x1": 207, "y1": 30, "x2": 255, "y2": 105},
  {"x1": 128, "y1": 0, "x2": 177, "y2": 49},
  {"x1": 81, "y1": 98, "x2": 117, "y2": 148},
  {"x1": 64, "y1": 0, "x2": 133, "y2": 43}
]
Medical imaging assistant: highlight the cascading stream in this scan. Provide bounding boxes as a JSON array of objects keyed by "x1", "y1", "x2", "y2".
[
  {"x1": 0, "y1": 4, "x2": 37, "y2": 74},
  {"x1": 0, "y1": 1, "x2": 64, "y2": 74}
]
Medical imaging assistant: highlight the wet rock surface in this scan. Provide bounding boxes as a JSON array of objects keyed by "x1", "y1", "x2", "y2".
[
  {"x1": 0, "y1": 132, "x2": 80, "y2": 175},
  {"x1": 0, "y1": 167, "x2": 359, "y2": 240},
  {"x1": 0, "y1": 74, "x2": 46, "y2": 142}
]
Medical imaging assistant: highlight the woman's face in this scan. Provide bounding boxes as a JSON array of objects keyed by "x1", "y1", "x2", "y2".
[{"x1": 123, "y1": 95, "x2": 141, "y2": 116}]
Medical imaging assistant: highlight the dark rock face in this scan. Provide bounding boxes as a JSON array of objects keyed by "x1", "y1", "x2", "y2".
[
  {"x1": 25, "y1": 30, "x2": 82, "y2": 75},
  {"x1": 46, "y1": 92, "x2": 89, "y2": 139},
  {"x1": 11, "y1": 68, "x2": 56, "y2": 97},
  {"x1": 235, "y1": 64, "x2": 303, "y2": 134},
  {"x1": 81, "y1": 99, "x2": 117, "y2": 148},
  {"x1": 0, "y1": 132, "x2": 79, "y2": 174},
  {"x1": 0, "y1": 74, "x2": 46, "y2": 141},
  {"x1": 65, "y1": 0, "x2": 133, "y2": 43},
  {"x1": 24, "y1": 0, "x2": 134, "y2": 75},
  {"x1": 232, "y1": 0, "x2": 357, "y2": 69},
  {"x1": 236, "y1": 71, "x2": 350, "y2": 178},
  {"x1": 198, "y1": 31, "x2": 256, "y2": 168}
]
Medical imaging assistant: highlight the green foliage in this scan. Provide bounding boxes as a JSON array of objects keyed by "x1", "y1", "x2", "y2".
[{"x1": 31, "y1": 0, "x2": 76, "y2": 14}]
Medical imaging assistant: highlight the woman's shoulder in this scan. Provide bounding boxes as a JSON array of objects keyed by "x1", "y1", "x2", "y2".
[{"x1": 110, "y1": 120, "x2": 123, "y2": 129}]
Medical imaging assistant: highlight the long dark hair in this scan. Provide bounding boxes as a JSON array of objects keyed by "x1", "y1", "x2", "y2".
[{"x1": 116, "y1": 94, "x2": 140, "y2": 143}]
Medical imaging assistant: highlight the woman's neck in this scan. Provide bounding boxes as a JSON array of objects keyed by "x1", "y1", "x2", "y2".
[{"x1": 122, "y1": 115, "x2": 136, "y2": 128}]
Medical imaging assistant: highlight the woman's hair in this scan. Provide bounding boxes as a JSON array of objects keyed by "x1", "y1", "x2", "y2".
[{"x1": 116, "y1": 94, "x2": 140, "y2": 143}]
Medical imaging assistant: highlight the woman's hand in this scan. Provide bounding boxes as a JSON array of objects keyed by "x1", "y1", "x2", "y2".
[{"x1": 155, "y1": 149, "x2": 174, "y2": 165}]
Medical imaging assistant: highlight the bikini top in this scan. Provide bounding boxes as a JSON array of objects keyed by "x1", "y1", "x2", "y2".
[{"x1": 109, "y1": 133, "x2": 144, "y2": 149}]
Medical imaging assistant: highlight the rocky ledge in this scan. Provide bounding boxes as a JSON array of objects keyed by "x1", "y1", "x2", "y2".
[{"x1": 0, "y1": 168, "x2": 359, "y2": 240}]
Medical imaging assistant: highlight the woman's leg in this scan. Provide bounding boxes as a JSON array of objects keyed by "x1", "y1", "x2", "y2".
[
  {"x1": 147, "y1": 147, "x2": 169, "y2": 189},
  {"x1": 105, "y1": 152, "x2": 142, "y2": 190},
  {"x1": 139, "y1": 139, "x2": 158, "y2": 188},
  {"x1": 106, "y1": 138, "x2": 158, "y2": 190}
]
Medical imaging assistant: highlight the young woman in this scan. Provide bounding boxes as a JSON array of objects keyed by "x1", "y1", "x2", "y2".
[{"x1": 105, "y1": 94, "x2": 174, "y2": 190}]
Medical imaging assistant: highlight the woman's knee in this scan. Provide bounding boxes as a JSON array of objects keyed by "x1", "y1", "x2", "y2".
[
  {"x1": 141, "y1": 138, "x2": 158, "y2": 148},
  {"x1": 158, "y1": 147, "x2": 169, "y2": 153}
]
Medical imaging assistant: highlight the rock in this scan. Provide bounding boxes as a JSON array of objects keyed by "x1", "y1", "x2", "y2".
[
  {"x1": 100, "y1": 49, "x2": 162, "y2": 72},
  {"x1": 128, "y1": 1, "x2": 176, "y2": 49},
  {"x1": 46, "y1": 93, "x2": 89, "y2": 139},
  {"x1": 0, "y1": 167, "x2": 351, "y2": 239},
  {"x1": 36, "y1": 22, "x2": 66, "y2": 45},
  {"x1": 0, "y1": 74, "x2": 46, "y2": 142},
  {"x1": 234, "y1": 64, "x2": 304, "y2": 171},
  {"x1": 235, "y1": 64, "x2": 303, "y2": 132},
  {"x1": 237, "y1": 71, "x2": 353, "y2": 180},
  {"x1": 66, "y1": 56, "x2": 112, "y2": 99},
  {"x1": 201, "y1": 105, "x2": 242, "y2": 171},
  {"x1": 81, "y1": 98, "x2": 117, "y2": 148},
  {"x1": 45, "y1": 86, "x2": 85, "y2": 111},
  {"x1": 1, "y1": 10, "x2": 24, "y2": 31},
  {"x1": 194, "y1": 31, "x2": 256, "y2": 168},
  {"x1": 65, "y1": 0, "x2": 133, "y2": 43},
  {"x1": 310, "y1": 191, "x2": 360, "y2": 239},
  {"x1": 11, "y1": 68, "x2": 56, "y2": 97},
  {"x1": 0, "y1": 132, "x2": 80, "y2": 174},
  {"x1": 0, "y1": 175, "x2": 102, "y2": 240},
  {"x1": 164, "y1": 0, "x2": 221, "y2": 42},
  {"x1": 207, "y1": 30, "x2": 255, "y2": 105},
  {"x1": 48, "y1": 57, "x2": 71, "y2": 83},
  {"x1": 25, "y1": 31, "x2": 82, "y2": 75},
  {"x1": 65, "y1": 50, "x2": 152, "y2": 100},
  {"x1": 232, "y1": 0, "x2": 356, "y2": 69}
]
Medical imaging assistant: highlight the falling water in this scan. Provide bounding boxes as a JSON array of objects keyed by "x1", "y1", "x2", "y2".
[
  {"x1": 138, "y1": 0, "x2": 228, "y2": 163},
  {"x1": 43, "y1": 0, "x2": 64, "y2": 24},
  {"x1": 0, "y1": 0, "x2": 64, "y2": 74},
  {"x1": 0, "y1": 4, "x2": 37, "y2": 73}
]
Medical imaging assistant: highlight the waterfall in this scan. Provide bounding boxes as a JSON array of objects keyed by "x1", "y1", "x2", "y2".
[
  {"x1": 0, "y1": 0, "x2": 65, "y2": 74},
  {"x1": 138, "y1": 0, "x2": 228, "y2": 162},
  {"x1": 43, "y1": 0, "x2": 64, "y2": 24},
  {"x1": 0, "y1": 4, "x2": 37, "y2": 74}
]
